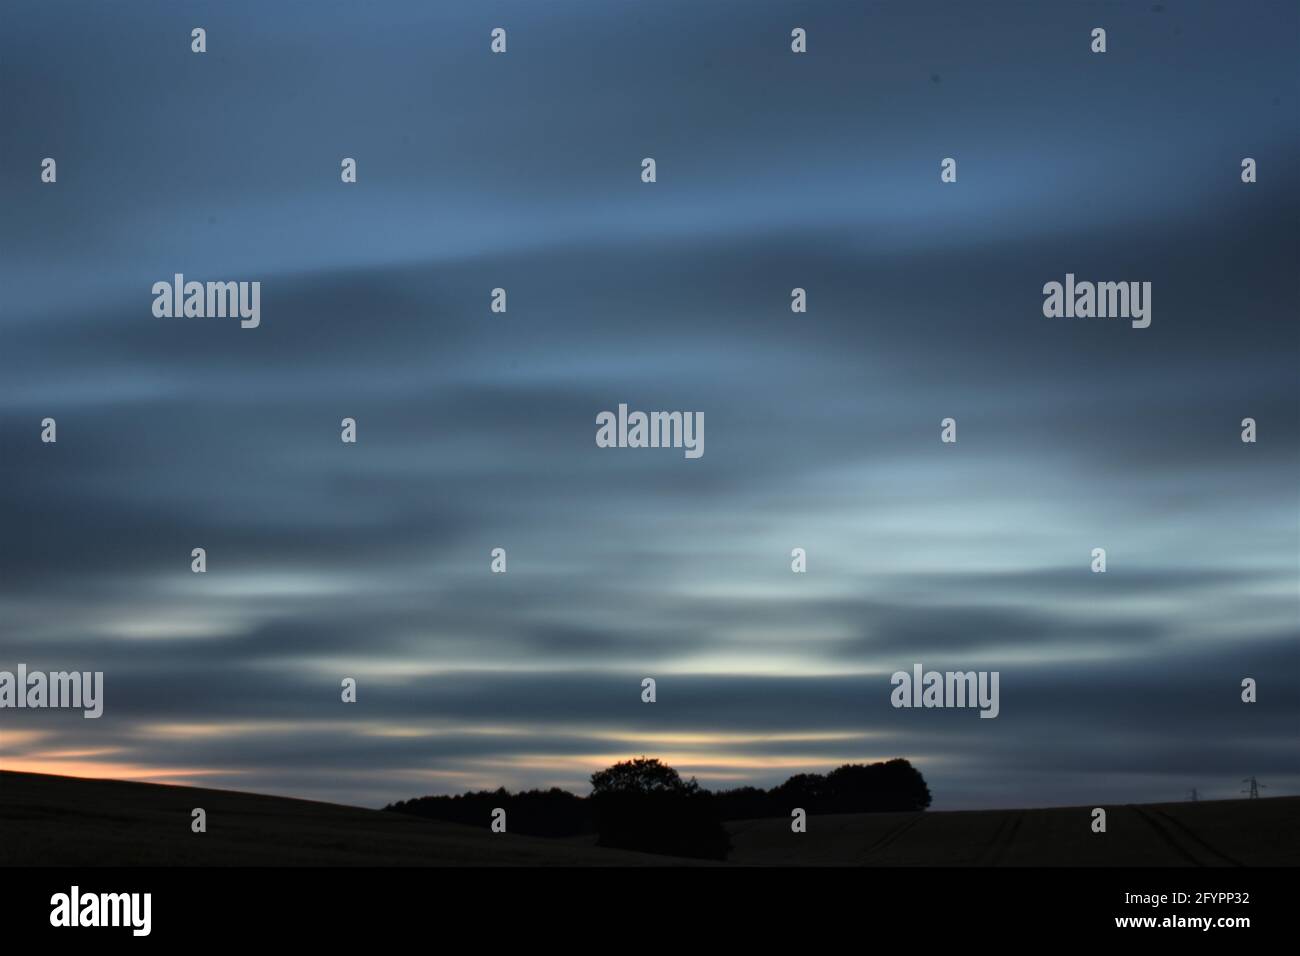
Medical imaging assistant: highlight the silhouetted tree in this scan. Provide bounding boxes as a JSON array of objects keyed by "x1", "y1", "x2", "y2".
[
  {"x1": 588, "y1": 757, "x2": 731, "y2": 860},
  {"x1": 386, "y1": 757, "x2": 933, "y2": 850},
  {"x1": 386, "y1": 786, "x2": 592, "y2": 836},
  {"x1": 711, "y1": 785, "x2": 773, "y2": 821},
  {"x1": 771, "y1": 772, "x2": 829, "y2": 810},
  {"x1": 824, "y1": 758, "x2": 931, "y2": 812},
  {"x1": 590, "y1": 756, "x2": 692, "y2": 796}
]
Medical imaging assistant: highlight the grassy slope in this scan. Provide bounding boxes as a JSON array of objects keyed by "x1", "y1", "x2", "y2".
[
  {"x1": 0, "y1": 770, "x2": 688, "y2": 866},
  {"x1": 3, "y1": 769, "x2": 1295, "y2": 866},
  {"x1": 725, "y1": 798, "x2": 1300, "y2": 866}
]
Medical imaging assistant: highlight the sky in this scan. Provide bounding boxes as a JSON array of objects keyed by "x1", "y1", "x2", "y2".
[{"x1": 1, "y1": 0, "x2": 1297, "y2": 811}]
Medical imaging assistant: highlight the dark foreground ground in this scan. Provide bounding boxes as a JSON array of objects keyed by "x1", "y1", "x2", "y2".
[
  {"x1": 2, "y1": 770, "x2": 1296, "y2": 866},
  {"x1": 0, "y1": 770, "x2": 677, "y2": 866}
]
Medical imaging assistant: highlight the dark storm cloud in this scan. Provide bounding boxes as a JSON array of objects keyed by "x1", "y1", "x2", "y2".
[
  {"x1": 6, "y1": 629, "x2": 1296, "y2": 808},
  {"x1": 5, "y1": 625, "x2": 1296, "y2": 731},
  {"x1": 1, "y1": 0, "x2": 1296, "y2": 808}
]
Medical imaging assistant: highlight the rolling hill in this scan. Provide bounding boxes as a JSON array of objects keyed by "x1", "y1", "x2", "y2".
[
  {"x1": 1, "y1": 770, "x2": 1294, "y2": 866},
  {"x1": 724, "y1": 799, "x2": 1299, "y2": 866},
  {"x1": 0, "y1": 770, "x2": 685, "y2": 866}
]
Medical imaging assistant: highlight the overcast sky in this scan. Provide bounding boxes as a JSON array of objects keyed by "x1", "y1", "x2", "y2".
[{"x1": 1, "y1": 0, "x2": 1296, "y2": 810}]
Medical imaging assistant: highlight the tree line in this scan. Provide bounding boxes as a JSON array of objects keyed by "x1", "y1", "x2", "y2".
[{"x1": 385, "y1": 756, "x2": 931, "y2": 860}]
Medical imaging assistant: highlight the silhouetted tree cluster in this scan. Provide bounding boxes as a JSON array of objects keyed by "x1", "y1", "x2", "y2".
[
  {"x1": 385, "y1": 756, "x2": 931, "y2": 857},
  {"x1": 715, "y1": 758, "x2": 932, "y2": 819},
  {"x1": 588, "y1": 757, "x2": 732, "y2": 860},
  {"x1": 386, "y1": 786, "x2": 591, "y2": 837}
]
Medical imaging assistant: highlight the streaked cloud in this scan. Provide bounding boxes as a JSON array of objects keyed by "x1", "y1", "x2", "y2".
[{"x1": 1, "y1": 0, "x2": 1296, "y2": 810}]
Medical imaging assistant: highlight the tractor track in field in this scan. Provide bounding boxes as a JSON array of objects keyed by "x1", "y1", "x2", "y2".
[
  {"x1": 859, "y1": 814, "x2": 924, "y2": 863},
  {"x1": 980, "y1": 810, "x2": 1025, "y2": 866},
  {"x1": 1131, "y1": 804, "x2": 1207, "y2": 865},
  {"x1": 1146, "y1": 806, "x2": 1244, "y2": 867}
]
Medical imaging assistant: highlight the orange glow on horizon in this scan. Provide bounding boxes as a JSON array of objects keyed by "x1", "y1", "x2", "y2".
[{"x1": 0, "y1": 756, "x2": 242, "y2": 784}]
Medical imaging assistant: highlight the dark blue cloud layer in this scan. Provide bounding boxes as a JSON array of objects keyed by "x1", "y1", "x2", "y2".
[{"x1": 1, "y1": 1, "x2": 1296, "y2": 809}]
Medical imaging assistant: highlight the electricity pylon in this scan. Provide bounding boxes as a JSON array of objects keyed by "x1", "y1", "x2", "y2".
[{"x1": 1241, "y1": 776, "x2": 1267, "y2": 799}]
